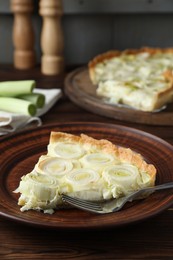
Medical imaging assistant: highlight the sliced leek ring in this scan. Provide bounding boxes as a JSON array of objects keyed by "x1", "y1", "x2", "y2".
[
  {"x1": 17, "y1": 172, "x2": 59, "y2": 201},
  {"x1": 65, "y1": 169, "x2": 100, "y2": 188},
  {"x1": 36, "y1": 157, "x2": 74, "y2": 178},
  {"x1": 50, "y1": 142, "x2": 85, "y2": 159},
  {"x1": 103, "y1": 164, "x2": 139, "y2": 188},
  {"x1": 80, "y1": 152, "x2": 117, "y2": 169}
]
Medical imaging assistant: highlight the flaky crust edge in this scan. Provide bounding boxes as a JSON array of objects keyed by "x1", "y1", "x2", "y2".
[{"x1": 50, "y1": 131, "x2": 156, "y2": 185}]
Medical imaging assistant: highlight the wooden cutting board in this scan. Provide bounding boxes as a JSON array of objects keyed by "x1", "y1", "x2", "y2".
[{"x1": 64, "y1": 67, "x2": 173, "y2": 125}]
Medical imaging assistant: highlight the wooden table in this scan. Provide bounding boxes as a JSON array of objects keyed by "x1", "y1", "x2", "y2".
[{"x1": 1, "y1": 65, "x2": 173, "y2": 259}]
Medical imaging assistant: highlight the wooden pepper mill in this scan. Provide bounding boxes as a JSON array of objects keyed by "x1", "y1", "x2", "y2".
[
  {"x1": 39, "y1": 0, "x2": 64, "y2": 75},
  {"x1": 11, "y1": 0, "x2": 36, "y2": 69}
]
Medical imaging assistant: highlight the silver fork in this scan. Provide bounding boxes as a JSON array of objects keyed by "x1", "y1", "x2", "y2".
[{"x1": 62, "y1": 182, "x2": 173, "y2": 214}]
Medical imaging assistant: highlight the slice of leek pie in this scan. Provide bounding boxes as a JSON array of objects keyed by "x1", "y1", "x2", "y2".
[
  {"x1": 88, "y1": 47, "x2": 173, "y2": 112},
  {"x1": 15, "y1": 131, "x2": 156, "y2": 214}
]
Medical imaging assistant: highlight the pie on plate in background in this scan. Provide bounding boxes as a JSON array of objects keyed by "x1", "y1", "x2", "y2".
[{"x1": 88, "y1": 47, "x2": 173, "y2": 112}]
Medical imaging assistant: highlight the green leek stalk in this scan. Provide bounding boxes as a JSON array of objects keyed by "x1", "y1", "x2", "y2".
[
  {"x1": 0, "y1": 97, "x2": 37, "y2": 116},
  {"x1": 0, "y1": 80, "x2": 36, "y2": 97},
  {"x1": 18, "y1": 93, "x2": 45, "y2": 108}
]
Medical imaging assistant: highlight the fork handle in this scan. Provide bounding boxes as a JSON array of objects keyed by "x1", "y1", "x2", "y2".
[{"x1": 148, "y1": 182, "x2": 173, "y2": 192}]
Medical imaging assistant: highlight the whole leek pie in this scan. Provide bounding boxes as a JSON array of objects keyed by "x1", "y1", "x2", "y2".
[
  {"x1": 15, "y1": 131, "x2": 156, "y2": 214},
  {"x1": 88, "y1": 47, "x2": 173, "y2": 111}
]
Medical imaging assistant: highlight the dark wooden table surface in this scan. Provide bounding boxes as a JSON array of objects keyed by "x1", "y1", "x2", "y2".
[{"x1": 1, "y1": 65, "x2": 173, "y2": 259}]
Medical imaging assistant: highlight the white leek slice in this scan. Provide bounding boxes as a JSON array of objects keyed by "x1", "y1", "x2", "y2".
[
  {"x1": 17, "y1": 172, "x2": 59, "y2": 201},
  {"x1": 16, "y1": 172, "x2": 60, "y2": 212},
  {"x1": 65, "y1": 169, "x2": 100, "y2": 191},
  {"x1": 48, "y1": 142, "x2": 85, "y2": 159},
  {"x1": 35, "y1": 156, "x2": 74, "y2": 178},
  {"x1": 102, "y1": 164, "x2": 140, "y2": 197},
  {"x1": 80, "y1": 152, "x2": 117, "y2": 170}
]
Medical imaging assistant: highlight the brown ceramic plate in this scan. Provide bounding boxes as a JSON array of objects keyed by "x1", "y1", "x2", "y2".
[
  {"x1": 65, "y1": 67, "x2": 173, "y2": 125},
  {"x1": 1, "y1": 122, "x2": 173, "y2": 230}
]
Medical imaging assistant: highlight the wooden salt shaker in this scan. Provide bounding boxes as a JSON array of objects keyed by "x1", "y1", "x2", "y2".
[
  {"x1": 11, "y1": 0, "x2": 36, "y2": 69},
  {"x1": 39, "y1": 0, "x2": 64, "y2": 75}
]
